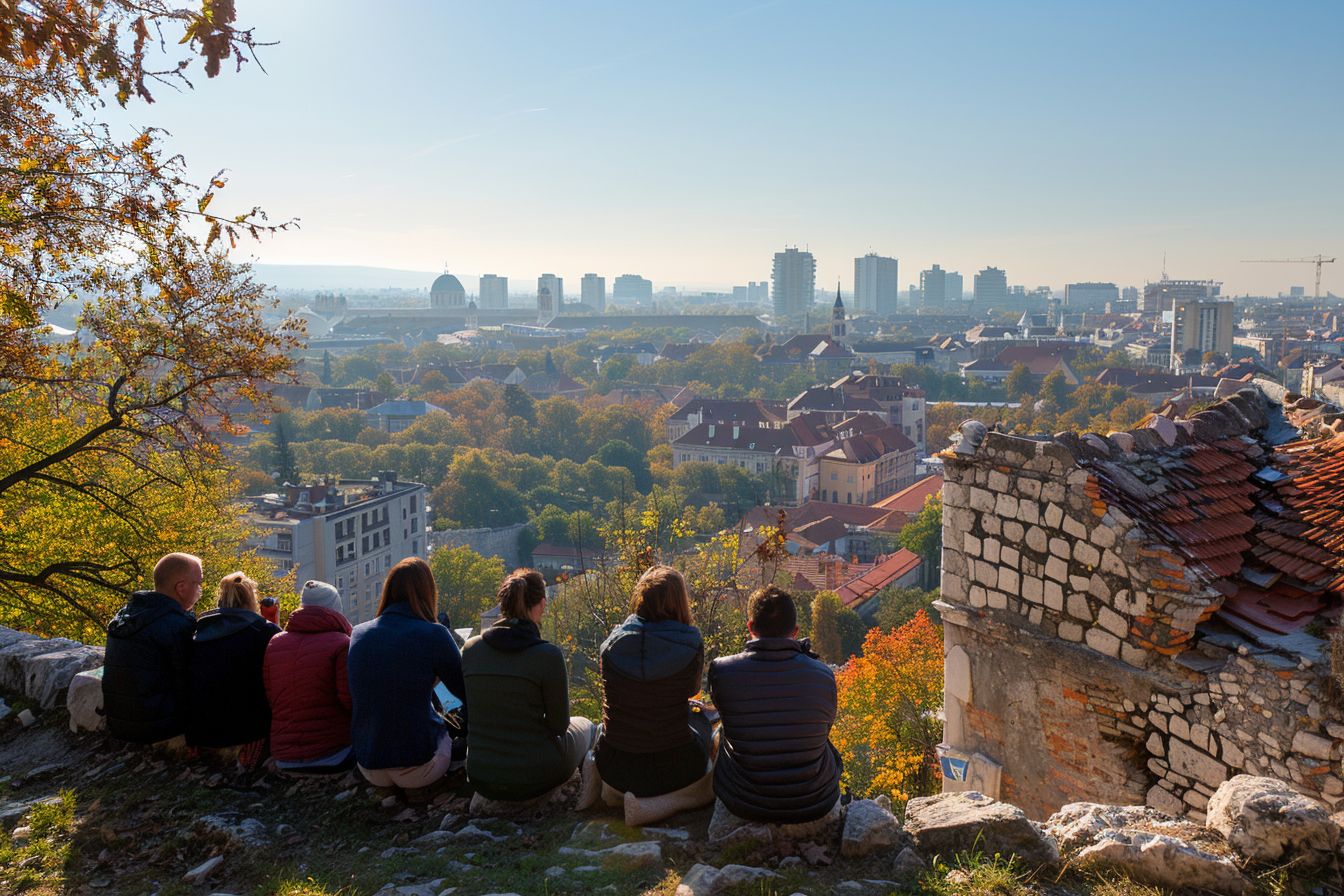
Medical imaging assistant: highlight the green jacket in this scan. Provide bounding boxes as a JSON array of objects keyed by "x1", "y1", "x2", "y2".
[{"x1": 461, "y1": 617, "x2": 572, "y2": 800}]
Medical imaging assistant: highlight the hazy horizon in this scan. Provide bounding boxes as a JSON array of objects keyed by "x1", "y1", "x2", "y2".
[{"x1": 108, "y1": 1, "x2": 1342, "y2": 298}]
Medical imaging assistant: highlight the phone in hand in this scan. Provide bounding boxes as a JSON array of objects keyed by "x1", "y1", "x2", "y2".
[{"x1": 433, "y1": 681, "x2": 463, "y2": 714}]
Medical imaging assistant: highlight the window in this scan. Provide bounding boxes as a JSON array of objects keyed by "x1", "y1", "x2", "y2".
[
  {"x1": 412, "y1": 539, "x2": 419, "y2": 555},
  {"x1": 830, "y1": 472, "x2": 838, "y2": 481},
  {"x1": 411, "y1": 517, "x2": 418, "y2": 532},
  {"x1": 337, "y1": 576, "x2": 344, "y2": 591},
  {"x1": 361, "y1": 512, "x2": 369, "y2": 528},
  {"x1": 847, "y1": 493, "x2": 853, "y2": 504},
  {"x1": 403, "y1": 507, "x2": 408, "y2": 520},
  {"x1": 362, "y1": 536, "x2": 369, "y2": 553},
  {"x1": 365, "y1": 562, "x2": 371, "y2": 577},
  {"x1": 383, "y1": 527, "x2": 391, "y2": 546},
  {"x1": 404, "y1": 528, "x2": 408, "y2": 540},
  {"x1": 410, "y1": 496, "x2": 418, "y2": 514}
]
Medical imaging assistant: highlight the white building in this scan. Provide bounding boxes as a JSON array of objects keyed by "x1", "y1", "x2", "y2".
[
  {"x1": 772, "y1": 247, "x2": 816, "y2": 318},
  {"x1": 581, "y1": 273, "x2": 606, "y2": 312},
  {"x1": 1170, "y1": 298, "x2": 1235, "y2": 369},
  {"x1": 249, "y1": 473, "x2": 427, "y2": 624},
  {"x1": 479, "y1": 274, "x2": 508, "y2": 309},
  {"x1": 854, "y1": 253, "x2": 898, "y2": 316}
]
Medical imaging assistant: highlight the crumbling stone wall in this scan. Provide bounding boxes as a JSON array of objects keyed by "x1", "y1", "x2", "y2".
[{"x1": 940, "y1": 431, "x2": 1344, "y2": 822}]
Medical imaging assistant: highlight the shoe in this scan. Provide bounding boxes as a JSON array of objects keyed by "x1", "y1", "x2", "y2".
[{"x1": 405, "y1": 771, "x2": 461, "y2": 805}]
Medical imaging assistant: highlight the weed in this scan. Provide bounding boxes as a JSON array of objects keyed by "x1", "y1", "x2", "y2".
[
  {"x1": 920, "y1": 850, "x2": 1030, "y2": 896},
  {"x1": 0, "y1": 788, "x2": 78, "y2": 893}
]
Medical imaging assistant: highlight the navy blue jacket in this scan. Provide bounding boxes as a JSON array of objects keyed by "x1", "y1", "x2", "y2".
[
  {"x1": 187, "y1": 607, "x2": 280, "y2": 748},
  {"x1": 347, "y1": 602, "x2": 467, "y2": 770},
  {"x1": 103, "y1": 591, "x2": 196, "y2": 744},
  {"x1": 708, "y1": 637, "x2": 840, "y2": 823}
]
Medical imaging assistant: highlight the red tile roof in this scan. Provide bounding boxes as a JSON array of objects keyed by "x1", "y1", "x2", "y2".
[
  {"x1": 837, "y1": 550, "x2": 922, "y2": 609},
  {"x1": 871, "y1": 474, "x2": 943, "y2": 514}
]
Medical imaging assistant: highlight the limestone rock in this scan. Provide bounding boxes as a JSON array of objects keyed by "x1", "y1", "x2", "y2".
[
  {"x1": 903, "y1": 791, "x2": 1059, "y2": 866},
  {"x1": 675, "y1": 863, "x2": 779, "y2": 896},
  {"x1": 1206, "y1": 775, "x2": 1339, "y2": 866},
  {"x1": 0, "y1": 638, "x2": 79, "y2": 692},
  {"x1": 1043, "y1": 801, "x2": 1180, "y2": 854},
  {"x1": 65, "y1": 667, "x2": 105, "y2": 732},
  {"x1": 892, "y1": 847, "x2": 926, "y2": 876},
  {"x1": 557, "y1": 840, "x2": 662, "y2": 871},
  {"x1": 23, "y1": 645, "x2": 103, "y2": 709},
  {"x1": 183, "y1": 856, "x2": 223, "y2": 883},
  {"x1": 707, "y1": 798, "x2": 842, "y2": 844},
  {"x1": 196, "y1": 814, "x2": 266, "y2": 847},
  {"x1": 840, "y1": 798, "x2": 902, "y2": 857},
  {"x1": 1075, "y1": 830, "x2": 1247, "y2": 895}
]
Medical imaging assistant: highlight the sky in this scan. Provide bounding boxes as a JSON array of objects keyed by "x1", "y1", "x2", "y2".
[{"x1": 114, "y1": 0, "x2": 1344, "y2": 296}]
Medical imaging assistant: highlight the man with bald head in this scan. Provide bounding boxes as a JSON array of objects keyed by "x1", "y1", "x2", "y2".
[{"x1": 103, "y1": 553, "x2": 203, "y2": 743}]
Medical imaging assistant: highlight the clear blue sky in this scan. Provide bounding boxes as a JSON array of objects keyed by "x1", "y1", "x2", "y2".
[{"x1": 121, "y1": 0, "x2": 1344, "y2": 296}]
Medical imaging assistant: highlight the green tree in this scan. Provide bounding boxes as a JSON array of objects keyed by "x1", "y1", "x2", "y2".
[
  {"x1": 375, "y1": 371, "x2": 398, "y2": 398},
  {"x1": 810, "y1": 591, "x2": 845, "y2": 664},
  {"x1": 430, "y1": 544, "x2": 505, "y2": 630},
  {"x1": 596, "y1": 439, "x2": 652, "y2": 492},
  {"x1": 837, "y1": 605, "x2": 868, "y2": 660},
  {"x1": 274, "y1": 417, "x2": 299, "y2": 486},
  {"x1": 1040, "y1": 368, "x2": 1070, "y2": 408},
  {"x1": 1004, "y1": 362, "x2": 1032, "y2": 399},
  {"x1": 430, "y1": 452, "x2": 529, "y2": 528},
  {"x1": 321, "y1": 350, "x2": 333, "y2": 385},
  {"x1": 876, "y1": 586, "x2": 942, "y2": 631},
  {"x1": 503, "y1": 384, "x2": 536, "y2": 423},
  {"x1": 898, "y1": 495, "x2": 943, "y2": 569}
]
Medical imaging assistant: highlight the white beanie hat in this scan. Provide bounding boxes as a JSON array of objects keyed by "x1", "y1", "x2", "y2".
[{"x1": 301, "y1": 580, "x2": 343, "y2": 613}]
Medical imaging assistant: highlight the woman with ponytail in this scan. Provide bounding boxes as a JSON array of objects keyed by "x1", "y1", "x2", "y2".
[
  {"x1": 187, "y1": 572, "x2": 282, "y2": 754},
  {"x1": 461, "y1": 569, "x2": 598, "y2": 803},
  {"x1": 347, "y1": 557, "x2": 467, "y2": 803}
]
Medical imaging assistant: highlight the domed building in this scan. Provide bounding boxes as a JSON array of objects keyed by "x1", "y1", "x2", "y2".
[{"x1": 430, "y1": 272, "x2": 467, "y2": 309}]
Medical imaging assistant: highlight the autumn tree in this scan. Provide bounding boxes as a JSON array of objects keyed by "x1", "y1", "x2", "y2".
[
  {"x1": 832, "y1": 611, "x2": 944, "y2": 805},
  {"x1": 1004, "y1": 362, "x2": 1033, "y2": 399},
  {"x1": 0, "y1": 1, "x2": 300, "y2": 636}
]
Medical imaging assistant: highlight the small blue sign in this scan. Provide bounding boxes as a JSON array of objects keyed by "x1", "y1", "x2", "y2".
[{"x1": 941, "y1": 755, "x2": 969, "y2": 782}]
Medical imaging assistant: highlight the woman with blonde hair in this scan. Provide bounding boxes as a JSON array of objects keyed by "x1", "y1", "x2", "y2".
[
  {"x1": 461, "y1": 569, "x2": 598, "y2": 804},
  {"x1": 347, "y1": 557, "x2": 467, "y2": 803},
  {"x1": 594, "y1": 564, "x2": 715, "y2": 825},
  {"x1": 187, "y1": 571, "x2": 281, "y2": 753}
]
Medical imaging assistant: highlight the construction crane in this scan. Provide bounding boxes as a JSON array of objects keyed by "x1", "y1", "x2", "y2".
[{"x1": 1241, "y1": 255, "x2": 1337, "y2": 308}]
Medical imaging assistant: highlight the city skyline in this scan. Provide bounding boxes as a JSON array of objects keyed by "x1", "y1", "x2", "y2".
[{"x1": 107, "y1": 1, "x2": 1343, "y2": 297}]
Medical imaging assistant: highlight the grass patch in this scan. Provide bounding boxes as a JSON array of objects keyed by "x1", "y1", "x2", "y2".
[
  {"x1": 920, "y1": 851, "x2": 1030, "y2": 896},
  {"x1": 0, "y1": 788, "x2": 78, "y2": 893}
]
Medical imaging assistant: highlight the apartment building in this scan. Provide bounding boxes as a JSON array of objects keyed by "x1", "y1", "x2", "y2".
[
  {"x1": 828, "y1": 373, "x2": 928, "y2": 455},
  {"x1": 248, "y1": 473, "x2": 426, "y2": 624},
  {"x1": 815, "y1": 423, "x2": 918, "y2": 504}
]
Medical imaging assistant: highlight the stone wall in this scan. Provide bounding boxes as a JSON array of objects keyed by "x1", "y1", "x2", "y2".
[
  {"x1": 0, "y1": 625, "x2": 103, "y2": 721},
  {"x1": 939, "y1": 431, "x2": 1344, "y2": 822},
  {"x1": 426, "y1": 523, "x2": 526, "y2": 569}
]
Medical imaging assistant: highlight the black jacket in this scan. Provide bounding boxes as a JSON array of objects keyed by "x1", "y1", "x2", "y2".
[
  {"x1": 103, "y1": 591, "x2": 196, "y2": 744},
  {"x1": 707, "y1": 637, "x2": 841, "y2": 823},
  {"x1": 187, "y1": 607, "x2": 281, "y2": 748}
]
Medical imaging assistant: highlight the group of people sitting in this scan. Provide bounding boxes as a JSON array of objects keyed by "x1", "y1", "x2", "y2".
[{"x1": 101, "y1": 552, "x2": 842, "y2": 824}]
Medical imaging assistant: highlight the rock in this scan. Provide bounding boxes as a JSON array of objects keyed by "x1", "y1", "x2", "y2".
[
  {"x1": 1043, "y1": 801, "x2": 1181, "y2": 854},
  {"x1": 23, "y1": 645, "x2": 103, "y2": 709},
  {"x1": 707, "y1": 798, "x2": 843, "y2": 844},
  {"x1": 0, "y1": 638, "x2": 79, "y2": 692},
  {"x1": 834, "y1": 882, "x2": 901, "y2": 894},
  {"x1": 904, "y1": 791, "x2": 1059, "y2": 866},
  {"x1": 642, "y1": 826, "x2": 691, "y2": 841},
  {"x1": 469, "y1": 786, "x2": 564, "y2": 816},
  {"x1": 381, "y1": 795, "x2": 399, "y2": 808},
  {"x1": 16, "y1": 709, "x2": 36, "y2": 728},
  {"x1": 414, "y1": 824, "x2": 506, "y2": 845},
  {"x1": 183, "y1": 856, "x2": 223, "y2": 883},
  {"x1": 0, "y1": 700, "x2": 9, "y2": 722},
  {"x1": 11, "y1": 825, "x2": 31, "y2": 843},
  {"x1": 1206, "y1": 775, "x2": 1339, "y2": 866},
  {"x1": 892, "y1": 846, "x2": 926, "y2": 876},
  {"x1": 841, "y1": 798, "x2": 903, "y2": 857},
  {"x1": 557, "y1": 840, "x2": 662, "y2": 871},
  {"x1": 438, "y1": 812, "x2": 459, "y2": 831},
  {"x1": 68, "y1": 676, "x2": 106, "y2": 728},
  {"x1": 196, "y1": 814, "x2": 267, "y2": 847},
  {"x1": 675, "y1": 863, "x2": 779, "y2": 896},
  {"x1": 1075, "y1": 830, "x2": 1247, "y2": 894},
  {"x1": 544, "y1": 866, "x2": 565, "y2": 878}
]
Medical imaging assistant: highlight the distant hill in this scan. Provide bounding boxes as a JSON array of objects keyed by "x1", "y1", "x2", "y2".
[{"x1": 251, "y1": 264, "x2": 453, "y2": 292}]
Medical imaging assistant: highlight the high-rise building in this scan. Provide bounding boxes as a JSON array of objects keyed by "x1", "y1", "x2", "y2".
[
  {"x1": 853, "y1": 253, "x2": 899, "y2": 316},
  {"x1": 1143, "y1": 279, "x2": 1219, "y2": 314},
  {"x1": 919, "y1": 264, "x2": 948, "y2": 307},
  {"x1": 1170, "y1": 297, "x2": 1234, "y2": 369},
  {"x1": 772, "y1": 247, "x2": 816, "y2": 318},
  {"x1": 1065, "y1": 282, "x2": 1120, "y2": 311},
  {"x1": 613, "y1": 274, "x2": 653, "y2": 303},
  {"x1": 945, "y1": 271, "x2": 964, "y2": 302},
  {"x1": 747, "y1": 281, "x2": 771, "y2": 304},
  {"x1": 973, "y1": 267, "x2": 1008, "y2": 305},
  {"x1": 1122, "y1": 286, "x2": 1139, "y2": 302},
  {"x1": 538, "y1": 273, "x2": 563, "y2": 310},
  {"x1": 479, "y1": 274, "x2": 508, "y2": 309},
  {"x1": 580, "y1": 273, "x2": 606, "y2": 312}
]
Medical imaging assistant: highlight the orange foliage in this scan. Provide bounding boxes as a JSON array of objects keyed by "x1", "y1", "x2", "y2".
[{"x1": 832, "y1": 610, "x2": 944, "y2": 803}]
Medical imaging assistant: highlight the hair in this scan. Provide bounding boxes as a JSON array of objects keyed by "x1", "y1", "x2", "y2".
[
  {"x1": 153, "y1": 552, "x2": 201, "y2": 593},
  {"x1": 377, "y1": 557, "x2": 438, "y2": 623},
  {"x1": 630, "y1": 565, "x2": 693, "y2": 626},
  {"x1": 217, "y1": 572, "x2": 259, "y2": 613},
  {"x1": 747, "y1": 585, "x2": 797, "y2": 639},
  {"x1": 497, "y1": 568, "x2": 546, "y2": 620}
]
